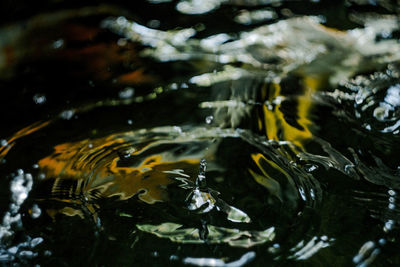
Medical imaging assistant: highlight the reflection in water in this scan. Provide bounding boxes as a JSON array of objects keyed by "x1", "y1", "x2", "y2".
[
  {"x1": 137, "y1": 222, "x2": 275, "y2": 247},
  {"x1": 0, "y1": 1, "x2": 400, "y2": 266},
  {"x1": 183, "y1": 251, "x2": 256, "y2": 267},
  {"x1": 36, "y1": 127, "x2": 214, "y2": 212}
]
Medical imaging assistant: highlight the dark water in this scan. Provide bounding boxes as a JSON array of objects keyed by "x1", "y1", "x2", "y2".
[{"x1": 0, "y1": 0, "x2": 400, "y2": 266}]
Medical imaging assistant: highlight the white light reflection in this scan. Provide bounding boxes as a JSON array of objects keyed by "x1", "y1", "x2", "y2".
[
  {"x1": 183, "y1": 251, "x2": 256, "y2": 267},
  {"x1": 288, "y1": 236, "x2": 335, "y2": 260}
]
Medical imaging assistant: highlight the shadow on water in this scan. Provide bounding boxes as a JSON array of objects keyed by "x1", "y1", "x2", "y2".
[{"x1": 0, "y1": 0, "x2": 400, "y2": 266}]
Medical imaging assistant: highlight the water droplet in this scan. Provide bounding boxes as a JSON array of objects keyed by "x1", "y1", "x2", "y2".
[
  {"x1": 388, "y1": 189, "x2": 396, "y2": 196},
  {"x1": 32, "y1": 164, "x2": 39, "y2": 169},
  {"x1": 195, "y1": 159, "x2": 207, "y2": 188},
  {"x1": 344, "y1": 164, "x2": 355, "y2": 174},
  {"x1": 384, "y1": 220, "x2": 394, "y2": 231},
  {"x1": 152, "y1": 251, "x2": 159, "y2": 257},
  {"x1": 181, "y1": 83, "x2": 188, "y2": 88},
  {"x1": 30, "y1": 204, "x2": 41, "y2": 219},
  {"x1": 60, "y1": 110, "x2": 75, "y2": 120},
  {"x1": 127, "y1": 120, "x2": 133, "y2": 125},
  {"x1": 388, "y1": 203, "x2": 395, "y2": 210},
  {"x1": 0, "y1": 139, "x2": 8, "y2": 146},
  {"x1": 378, "y1": 238, "x2": 386, "y2": 246},
  {"x1": 33, "y1": 94, "x2": 46, "y2": 105},
  {"x1": 119, "y1": 87, "x2": 135, "y2": 99},
  {"x1": 205, "y1": 115, "x2": 213, "y2": 124},
  {"x1": 52, "y1": 39, "x2": 64, "y2": 49},
  {"x1": 170, "y1": 83, "x2": 178, "y2": 90}
]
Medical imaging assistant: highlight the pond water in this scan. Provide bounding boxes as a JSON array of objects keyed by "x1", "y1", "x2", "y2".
[{"x1": 0, "y1": 0, "x2": 400, "y2": 266}]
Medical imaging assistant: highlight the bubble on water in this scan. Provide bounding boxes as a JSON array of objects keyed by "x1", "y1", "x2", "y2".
[
  {"x1": 119, "y1": 87, "x2": 135, "y2": 99},
  {"x1": 30, "y1": 204, "x2": 41, "y2": 219},
  {"x1": 32, "y1": 164, "x2": 39, "y2": 169},
  {"x1": 127, "y1": 120, "x2": 133, "y2": 125},
  {"x1": 52, "y1": 39, "x2": 64, "y2": 49},
  {"x1": 33, "y1": 94, "x2": 46, "y2": 105},
  {"x1": 205, "y1": 115, "x2": 213, "y2": 124}
]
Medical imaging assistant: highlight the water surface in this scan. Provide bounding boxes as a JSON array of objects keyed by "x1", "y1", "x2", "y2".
[{"x1": 0, "y1": 0, "x2": 400, "y2": 266}]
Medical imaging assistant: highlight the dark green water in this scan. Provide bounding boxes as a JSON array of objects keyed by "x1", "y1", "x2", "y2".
[{"x1": 0, "y1": 0, "x2": 400, "y2": 266}]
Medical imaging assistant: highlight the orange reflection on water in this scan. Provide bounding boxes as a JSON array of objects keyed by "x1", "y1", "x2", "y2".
[
  {"x1": 0, "y1": 120, "x2": 50, "y2": 160},
  {"x1": 38, "y1": 133, "x2": 200, "y2": 206}
]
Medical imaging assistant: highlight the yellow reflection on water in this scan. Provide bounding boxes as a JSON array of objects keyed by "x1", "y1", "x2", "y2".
[
  {"x1": 250, "y1": 75, "x2": 325, "y2": 198},
  {"x1": 261, "y1": 76, "x2": 324, "y2": 149}
]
